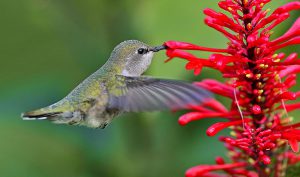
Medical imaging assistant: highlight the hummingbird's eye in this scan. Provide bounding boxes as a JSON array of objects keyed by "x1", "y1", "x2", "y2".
[{"x1": 137, "y1": 48, "x2": 148, "y2": 54}]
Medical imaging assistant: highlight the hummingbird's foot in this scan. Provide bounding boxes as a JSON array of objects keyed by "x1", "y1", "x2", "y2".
[
  {"x1": 68, "y1": 120, "x2": 79, "y2": 125},
  {"x1": 98, "y1": 122, "x2": 108, "y2": 129}
]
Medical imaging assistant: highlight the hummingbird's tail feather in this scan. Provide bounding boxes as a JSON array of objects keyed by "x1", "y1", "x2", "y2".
[
  {"x1": 21, "y1": 107, "x2": 83, "y2": 126},
  {"x1": 21, "y1": 109, "x2": 62, "y2": 120}
]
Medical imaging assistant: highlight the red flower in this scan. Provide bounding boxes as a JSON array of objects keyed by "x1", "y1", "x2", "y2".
[{"x1": 164, "y1": 0, "x2": 300, "y2": 176}]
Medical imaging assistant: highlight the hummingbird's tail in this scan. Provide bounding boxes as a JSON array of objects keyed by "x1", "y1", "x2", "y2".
[
  {"x1": 21, "y1": 102, "x2": 85, "y2": 126},
  {"x1": 21, "y1": 107, "x2": 62, "y2": 120}
]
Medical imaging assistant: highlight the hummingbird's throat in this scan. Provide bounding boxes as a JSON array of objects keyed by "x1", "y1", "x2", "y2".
[{"x1": 122, "y1": 52, "x2": 154, "y2": 76}]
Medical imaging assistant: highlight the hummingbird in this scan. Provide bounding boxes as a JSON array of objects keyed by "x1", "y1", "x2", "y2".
[{"x1": 22, "y1": 40, "x2": 212, "y2": 128}]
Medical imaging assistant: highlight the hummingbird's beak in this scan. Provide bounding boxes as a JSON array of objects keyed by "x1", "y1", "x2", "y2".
[{"x1": 150, "y1": 45, "x2": 167, "y2": 52}]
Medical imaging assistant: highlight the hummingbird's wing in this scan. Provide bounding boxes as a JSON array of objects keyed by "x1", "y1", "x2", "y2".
[{"x1": 107, "y1": 75, "x2": 212, "y2": 112}]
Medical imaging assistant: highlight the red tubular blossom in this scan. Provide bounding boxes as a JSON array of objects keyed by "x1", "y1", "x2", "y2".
[
  {"x1": 200, "y1": 98, "x2": 228, "y2": 113},
  {"x1": 185, "y1": 162, "x2": 247, "y2": 177},
  {"x1": 205, "y1": 17, "x2": 238, "y2": 41},
  {"x1": 281, "y1": 129, "x2": 300, "y2": 152},
  {"x1": 280, "y1": 103, "x2": 300, "y2": 112},
  {"x1": 206, "y1": 119, "x2": 251, "y2": 136},
  {"x1": 166, "y1": 49, "x2": 198, "y2": 62},
  {"x1": 163, "y1": 0, "x2": 300, "y2": 176},
  {"x1": 164, "y1": 41, "x2": 228, "y2": 53},
  {"x1": 203, "y1": 8, "x2": 244, "y2": 33},
  {"x1": 273, "y1": 2, "x2": 300, "y2": 14},
  {"x1": 178, "y1": 111, "x2": 239, "y2": 126},
  {"x1": 279, "y1": 65, "x2": 300, "y2": 77},
  {"x1": 286, "y1": 152, "x2": 300, "y2": 165},
  {"x1": 165, "y1": 49, "x2": 213, "y2": 75},
  {"x1": 271, "y1": 17, "x2": 300, "y2": 45},
  {"x1": 195, "y1": 80, "x2": 234, "y2": 99},
  {"x1": 271, "y1": 37, "x2": 300, "y2": 51}
]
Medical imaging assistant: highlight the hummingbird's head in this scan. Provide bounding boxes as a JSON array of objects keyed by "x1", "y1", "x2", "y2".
[{"x1": 110, "y1": 40, "x2": 165, "y2": 76}]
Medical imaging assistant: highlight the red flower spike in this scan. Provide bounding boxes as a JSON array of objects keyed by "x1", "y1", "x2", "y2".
[{"x1": 163, "y1": 0, "x2": 300, "y2": 176}]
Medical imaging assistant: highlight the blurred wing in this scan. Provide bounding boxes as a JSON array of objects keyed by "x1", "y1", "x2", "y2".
[{"x1": 107, "y1": 75, "x2": 212, "y2": 112}]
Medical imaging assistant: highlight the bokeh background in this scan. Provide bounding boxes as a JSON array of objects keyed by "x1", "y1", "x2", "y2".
[{"x1": 0, "y1": 0, "x2": 299, "y2": 177}]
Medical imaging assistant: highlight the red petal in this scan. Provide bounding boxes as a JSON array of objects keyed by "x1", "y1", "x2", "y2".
[
  {"x1": 251, "y1": 105, "x2": 262, "y2": 115},
  {"x1": 288, "y1": 139, "x2": 299, "y2": 152},
  {"x1": 261, "y1": 155, "x2": 271, "y2": 165},
  {"x1": 194, "y1": 67, "x2": 203, "y2": 76},
  {"x1": 185, "y1": 61, "x2": 196, "y2": 70}
]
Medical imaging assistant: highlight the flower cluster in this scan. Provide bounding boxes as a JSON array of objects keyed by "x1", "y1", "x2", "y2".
[{"x1": 164, "y1": 1, "x2": 300, "y2": 176}]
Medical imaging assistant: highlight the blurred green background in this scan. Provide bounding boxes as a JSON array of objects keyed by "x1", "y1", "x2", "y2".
[{"x1": 0, "y1": 0, "x2": 298, "y2": 177}]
